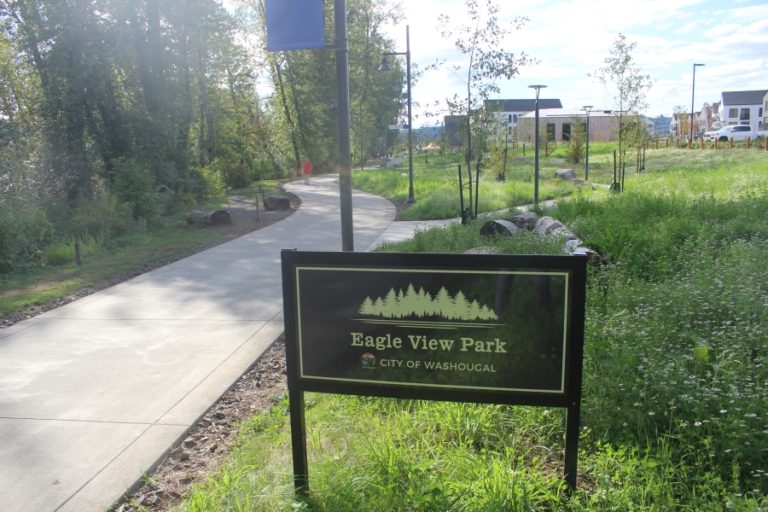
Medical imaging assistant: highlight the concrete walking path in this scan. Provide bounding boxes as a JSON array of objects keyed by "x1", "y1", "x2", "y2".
[{"x1": 0, "y1": 176, "x2": 448, "y2": 512}]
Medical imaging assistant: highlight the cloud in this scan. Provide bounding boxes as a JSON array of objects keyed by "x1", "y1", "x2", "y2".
[{"x1": 386, "y1": 0, "x2": 768, "y2": 121}]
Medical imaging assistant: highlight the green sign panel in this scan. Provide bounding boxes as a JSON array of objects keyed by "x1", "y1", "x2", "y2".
[
  {"x1": 294, "y1": 266, "x2": 570, "y2": 395},
  {"x1": 281, "y1": 250, "x2": 587, "y2": 493},
  {"x1": 283, "y1": 251, "x2": 586, "y2": 406}
]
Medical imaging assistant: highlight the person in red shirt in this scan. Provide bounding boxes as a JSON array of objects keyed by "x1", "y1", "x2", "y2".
[{"x1": 302, "y1": 159, "x2": 313, "y2": 184}]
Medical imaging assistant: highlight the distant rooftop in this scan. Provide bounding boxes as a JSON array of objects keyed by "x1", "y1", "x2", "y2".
[
  {"x1": 485, "y1": 98, "x2": 563, "y2": 112},
  {"x1": 721, "y1": 90, "x2": 768, "y2": 106},
  {"x1": 520, "y1": 108, "x2": 620, "y2": 118}
]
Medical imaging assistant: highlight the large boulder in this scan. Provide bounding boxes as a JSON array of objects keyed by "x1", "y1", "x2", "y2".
[
  {"x1": 573, "y1": 246, "x2": 603, "y2": 265},
  {"x1": 264, "y1": 195, "x2": 292, "y2": 211},
  {"x1": 535, "y1": 216, "x2": 564, "y2": 236},
  {"x1": 480, "y1": 219, "x2": 519, "y2": 237},
  {"x1": 186, "y1": 209, "x2": 232, "y2": 227},
  {"x1": 554, "y1": 168, "x2": 577, "y2": 180},
  {"x1": 507, "y1": 212, "x2": 539, "y2": 230}
]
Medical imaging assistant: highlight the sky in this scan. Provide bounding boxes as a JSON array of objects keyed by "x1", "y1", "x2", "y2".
[{"x1": 228, "y1": 0, "x2": 768, "y2": 127}]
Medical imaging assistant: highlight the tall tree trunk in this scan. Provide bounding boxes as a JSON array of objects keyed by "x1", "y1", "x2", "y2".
[
  {"x1": 175, "y1": 0, "x2": 192, "y2": 185},
  {"x1": 196, "y1": 43, "x2": 214, "y2": 165},
  {"x1": 284, "y1": 53, "x2": 310, "y2": 158},
  {"x1": 272, "y1": 57, "x2": 302, "y2": 176}
]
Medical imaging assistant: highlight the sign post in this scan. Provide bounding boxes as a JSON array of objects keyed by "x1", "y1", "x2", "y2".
[
  {"x1": 264, "y1": 0, "x2": 354, "y2": 251},
  {"x1": 281, "y1": 251, "x2": 587, "y2": 495}
]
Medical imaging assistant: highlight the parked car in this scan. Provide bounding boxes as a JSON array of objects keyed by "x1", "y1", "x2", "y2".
[
  {"x1": 702, "y1": 130, "x2": 720, "y2": 142},
  {"x1": 709, "y1": 125, "x2": 757, "y2": 142}
]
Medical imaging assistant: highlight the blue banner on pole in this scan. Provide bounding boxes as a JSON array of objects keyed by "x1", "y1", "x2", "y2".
[{"x1": 265, "y1": 0, "x2": 325, "y2": 51}]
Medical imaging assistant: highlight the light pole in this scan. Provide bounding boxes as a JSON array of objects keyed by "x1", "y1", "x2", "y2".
[
  {"x1": 380, "y1": 25, "x2": 414, "y2": 203},
  {"x1": 581, "y1": 105, "x2": 593, "y2": 181},
  {"x1": 690, "y1": 63, "x2": 705, "y2": 144},
  {"x1": 334, "y1": 0, "x2": 353, "y2": 251},
  {"x1": 529, "y1": 84, "x2": 547, "y2": 206}
]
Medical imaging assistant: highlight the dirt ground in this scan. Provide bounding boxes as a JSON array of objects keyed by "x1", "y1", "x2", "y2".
[{"x1": 0, "y1": 194, "x2": 296, "y2": 512}]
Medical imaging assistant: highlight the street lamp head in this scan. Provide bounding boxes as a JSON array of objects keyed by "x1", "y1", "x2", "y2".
[
  {"x1": 529, "y1": 84, "x2": 547, "y2": 101},
  {"x1": 378, "y1": 56, "x2": 391, "y2": 72},
  {"x1": 693, "y1": 63, "x2": 705, "y2": 67},
  {"x1": 582, "y1": 105, "x2": 593, "y2": 112}
]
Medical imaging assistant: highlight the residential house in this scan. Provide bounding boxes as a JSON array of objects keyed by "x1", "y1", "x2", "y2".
[
  {"x1": 670, "y1": 110, "x2": 705, "y2": 141},
  {"x1": 670, "y1": 112, "x2": 682, "y2": 140},
  {"x1": 762, "y1": 91, "x2": 768, "y2": 130},
  {"x1": 697, "y1": 102, "x2": 720, "y2": 134},
  {"x1": 720, "y1": 90, "x2": 767, "y2": 131},
  {"x1": 516, "y1": 109, "x2": 622, "y2": 143},
  {"x1": 484, "y1": 98, "x2": 563, "y2": 142},
  {"x1": 712, "y1": 101, "x2": 721, "y2": 128}
]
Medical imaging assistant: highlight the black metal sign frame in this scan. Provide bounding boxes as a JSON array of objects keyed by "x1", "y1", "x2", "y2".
[{"x1": 281, "y1": 250, "x2": 587, "y2": 495}]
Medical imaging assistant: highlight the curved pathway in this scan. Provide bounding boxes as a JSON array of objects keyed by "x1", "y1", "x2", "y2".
[{"x1": 0, "y1": 176, "x2": 404, "y2": 511}]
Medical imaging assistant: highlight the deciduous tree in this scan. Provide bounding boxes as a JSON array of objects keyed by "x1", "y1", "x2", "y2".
[
  {"x1": 591, "y1": 33, "x2": 653, "y2": 174},
  {"x1": 438, "y1": 0, "x2": 534, "y2": 169}
]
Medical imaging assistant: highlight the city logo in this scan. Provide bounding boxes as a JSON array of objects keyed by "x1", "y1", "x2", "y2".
[{"x1": 360, "y1": 352, "x2": 377, "y2": 368}]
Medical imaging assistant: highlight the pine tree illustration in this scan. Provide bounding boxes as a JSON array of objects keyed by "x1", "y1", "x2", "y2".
[
  {"x1": 373, "y1": 297, "x2": 385, "y2": 316},
  {"x1": 383, "y1": 288, "x2": 399, "y2": 317},
  {"x1": 358, "y1": 284, "x2": 498, "y2": 320},
  {"x1": 359, "y1": 297, "x2": 375, "y2": 315}
]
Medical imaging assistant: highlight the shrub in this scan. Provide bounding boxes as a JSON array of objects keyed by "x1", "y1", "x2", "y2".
[
  {"x1": 0, "y1": 199, "x2": 52, "y2": 271},
  {"x1": 69, "y1": 194, "x2": 135, "y2": 242},
  {"x1": 112, "y1": 158, "x2": 157, "y2": 221},
  {"x1": 41, "y1": 236, "x2": 100, "y2": 266},
  {"x1": 196, "y1": 166, "x2": 226, "y2": 200}
]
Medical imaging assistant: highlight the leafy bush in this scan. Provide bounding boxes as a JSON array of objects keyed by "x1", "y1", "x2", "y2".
[
  {"x1": 41, "y1": 236, "x2": 101, "y2": 266},
  {"x1": 215, "y1": 155, "x2": 250, "y2": 189},
  {"x1": 196, "y1": 165, "x2": 226, "y2": 200},
  {"x1": 69, "y1": 194, "x2": 135, "y2": 242},
  {"x1": 584, "y1": 238, "x2": 768, "y2": 490},
  {"x1": 0, "y1": 199, "x2": 52, "y2": 271},
  {"x1": 112, "y1": 158, "x2": 157, "y2": 221},
  {"x1": 553, "y1": 192, "x2": 768, "y2": 279}
]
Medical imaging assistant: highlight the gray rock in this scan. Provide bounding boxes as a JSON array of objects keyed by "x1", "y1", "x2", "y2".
[
  {"x1": 507, "y1": 212, "x2": 539, "y2": 230},
  {"x1": 562, "y1": 238, "x2": 582, "y2": 254},
  {"x1": 573, "y1": 246, "x2": 603, "y2": 265},
  {"x1": 264, "y1": 195, "x2": 291, "y2": 211},
  {"x1": 534, "y1": 216, "x2": 578, "y2": 240},
  {"x1": 480, "y1": 219, "x2": 519, "y2": 237},
  {"x1": 554, "y1": 168, "x2": 577, "y2": 180},
  {"x1": 209, "y1": 209, "x2": 232, "y2": 225},
  {"x1": 534, "y1": 216, "x2": 563, "y2": 236},
  {"x1": 186, "y1": 209, "x2": 232, "y2": 226}
]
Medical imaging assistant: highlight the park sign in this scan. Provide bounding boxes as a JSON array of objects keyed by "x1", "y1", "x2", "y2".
[{"x1": 281, "y1": 250, "x2": 587, "y2": 492}]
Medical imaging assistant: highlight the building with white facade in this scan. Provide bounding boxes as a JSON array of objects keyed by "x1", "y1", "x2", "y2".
[{"x1": 720, "y1": 90, "x2": 767, "y2": 131}]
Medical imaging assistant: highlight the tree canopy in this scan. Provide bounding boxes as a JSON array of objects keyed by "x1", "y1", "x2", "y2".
[{"x1": 0, "y1": 0, "x2": 404, "y2": 270}]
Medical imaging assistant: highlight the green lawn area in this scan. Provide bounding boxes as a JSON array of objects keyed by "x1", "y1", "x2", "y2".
[
  {"x1": 172, "y1": 147, "x2": 768, "y2": 511},
  {"x1": 0, "y1": 180, "x2": 288, "y2": 318}
]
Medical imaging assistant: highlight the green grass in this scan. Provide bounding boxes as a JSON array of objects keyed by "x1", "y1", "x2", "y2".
[
  {"x1": 353, "y1": 157, "x2": 579, "y2": 220},
  {"x1": 353, "y1": 146, "x2": 768, "y2": 222},
  {"x1": 173, "y1": 147, "x2": 768, "y2": 511},
  {"x1": 0, "y1": 180, "x2": 288, "y2": 318}
]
